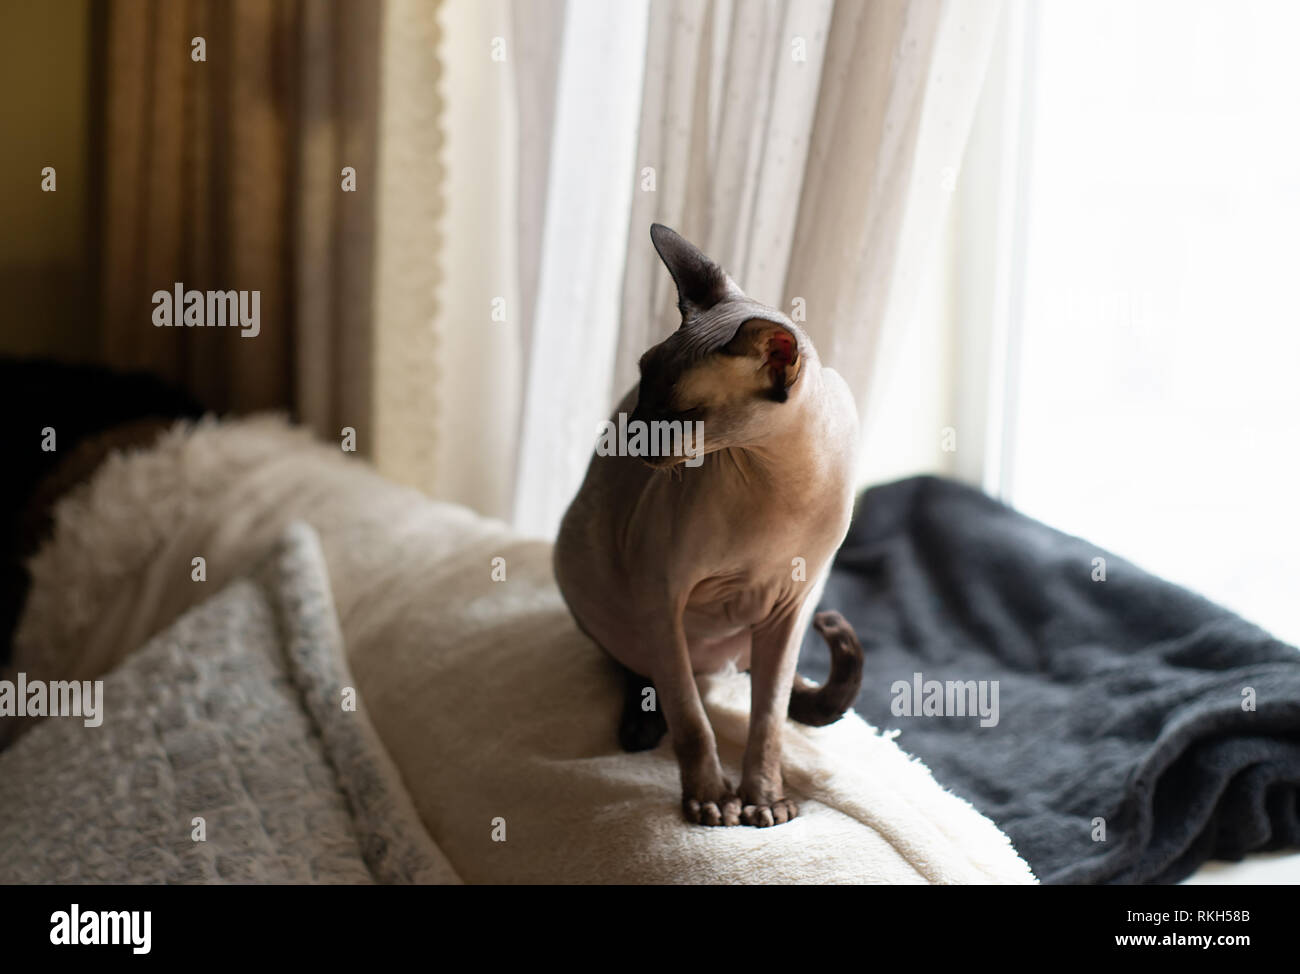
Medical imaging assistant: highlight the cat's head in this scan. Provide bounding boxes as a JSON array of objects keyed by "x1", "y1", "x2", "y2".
[{"x1": 631, "y1": 224, "x2": 813, "y2": 465}]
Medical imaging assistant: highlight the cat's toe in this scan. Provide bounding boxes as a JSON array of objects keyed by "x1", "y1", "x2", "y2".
[
  {"x1": 741, "y1": 798, "x2": 798, "y2": 827},
  {"x1": 683, "y1": 794, "x2": 742, "y2": 827}
]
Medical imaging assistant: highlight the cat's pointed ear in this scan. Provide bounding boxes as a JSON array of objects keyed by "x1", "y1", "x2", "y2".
[{"x1": 650, "y1": 224, "x2": 740, "y2": 318}]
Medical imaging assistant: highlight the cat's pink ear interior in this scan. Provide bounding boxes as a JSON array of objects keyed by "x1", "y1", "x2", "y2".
[
  {"x1": 727, "y1": 319, "x2": 801, "y2": 398},
  {"x1": 762, "y1": 326, "x2": 801, "y2": 397},
  {"x1": 766, "y1": 328, "x2": 797, "y2": 369}
]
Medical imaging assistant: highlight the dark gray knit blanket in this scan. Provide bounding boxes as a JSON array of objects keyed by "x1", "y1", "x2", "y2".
[{"x1": 799, "y1": 475, "x2": 1300, "y2": 884}]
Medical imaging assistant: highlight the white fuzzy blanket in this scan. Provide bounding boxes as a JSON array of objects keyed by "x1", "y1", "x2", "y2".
[{"x1": 9, "y1": 415, "x2": 1035, "y2": 883}]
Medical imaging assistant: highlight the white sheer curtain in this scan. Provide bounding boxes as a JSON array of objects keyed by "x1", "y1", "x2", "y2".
[
  {"x1": 785, "y1": 0, "x2": 1002, "y2": 468},
  {"x1": 512, "y1": 0, "x2": 652, "y2": 536},
  {"x1": 419, "y1": 0, "x2": 1003, "y2": 536}
]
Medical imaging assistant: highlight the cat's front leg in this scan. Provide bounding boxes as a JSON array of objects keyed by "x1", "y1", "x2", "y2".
[
  {"x1": 646, "y1": 613, "x2": 741, "y2": 826},
  {"x1": 740, "y1": 609, "x2": 804, "y2": 826}
]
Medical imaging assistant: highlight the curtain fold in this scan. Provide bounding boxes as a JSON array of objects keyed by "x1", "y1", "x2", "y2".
[
  {"x1": 784, "y1": 0, "x2": 1003, "y2": 461},
  {"x1": 411, "y1": 0, "x2": 522, "y2": 520},
  {"x1": 295, "y1": 0, "x2": 381, "y2": 441},
  {"x1": 368, "y1": 0, "x2": 445, "y2": 495},
  {"x1": 511, "y1": 0, "x2": 651, "y2": 534},
  {"x1": 96, "y1": 0, "x2": 382, "y2": 444}
]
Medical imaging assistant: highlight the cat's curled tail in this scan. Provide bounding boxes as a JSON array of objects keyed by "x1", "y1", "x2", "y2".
[{"x1": 787, "y1": 610, "x2": 864, "y2": 726}]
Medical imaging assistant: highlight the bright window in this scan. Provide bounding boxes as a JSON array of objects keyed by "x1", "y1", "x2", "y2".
[{"x1": 1004, "y1": 0, "x2": 1300, "y2": 646}]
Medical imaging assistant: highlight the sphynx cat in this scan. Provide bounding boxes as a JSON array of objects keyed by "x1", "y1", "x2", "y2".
[{"x1": 554, "y1": 224, "x2": 864, "y2": 827}]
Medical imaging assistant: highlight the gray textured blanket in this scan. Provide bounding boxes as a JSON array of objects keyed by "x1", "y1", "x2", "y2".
[{"x1": 0, "y1": 522, "x2": 458, "y2": 884}]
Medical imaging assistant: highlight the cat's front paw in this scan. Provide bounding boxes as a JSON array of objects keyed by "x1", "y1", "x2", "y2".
[
  {"x1": 740, "y1": 796, "x2": 798, "y2": 827},
  {"x1": 682, "y1": 788, "x2": 742, "y2": 827}
]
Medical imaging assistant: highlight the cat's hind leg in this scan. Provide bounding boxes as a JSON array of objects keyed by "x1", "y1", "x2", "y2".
[{"x1": 617, "y1": 663, "x2": 668, "y2": 752}]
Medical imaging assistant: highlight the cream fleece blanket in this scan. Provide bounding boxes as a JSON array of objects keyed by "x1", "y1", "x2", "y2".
[{"x1": 10, "y1": 415, "x2": 1035, "y2": 884}]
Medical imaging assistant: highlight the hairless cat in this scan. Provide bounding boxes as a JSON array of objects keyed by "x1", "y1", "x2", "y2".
[{"x1": 554, "y1": 224, "x2": 864, "y2": 827}]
